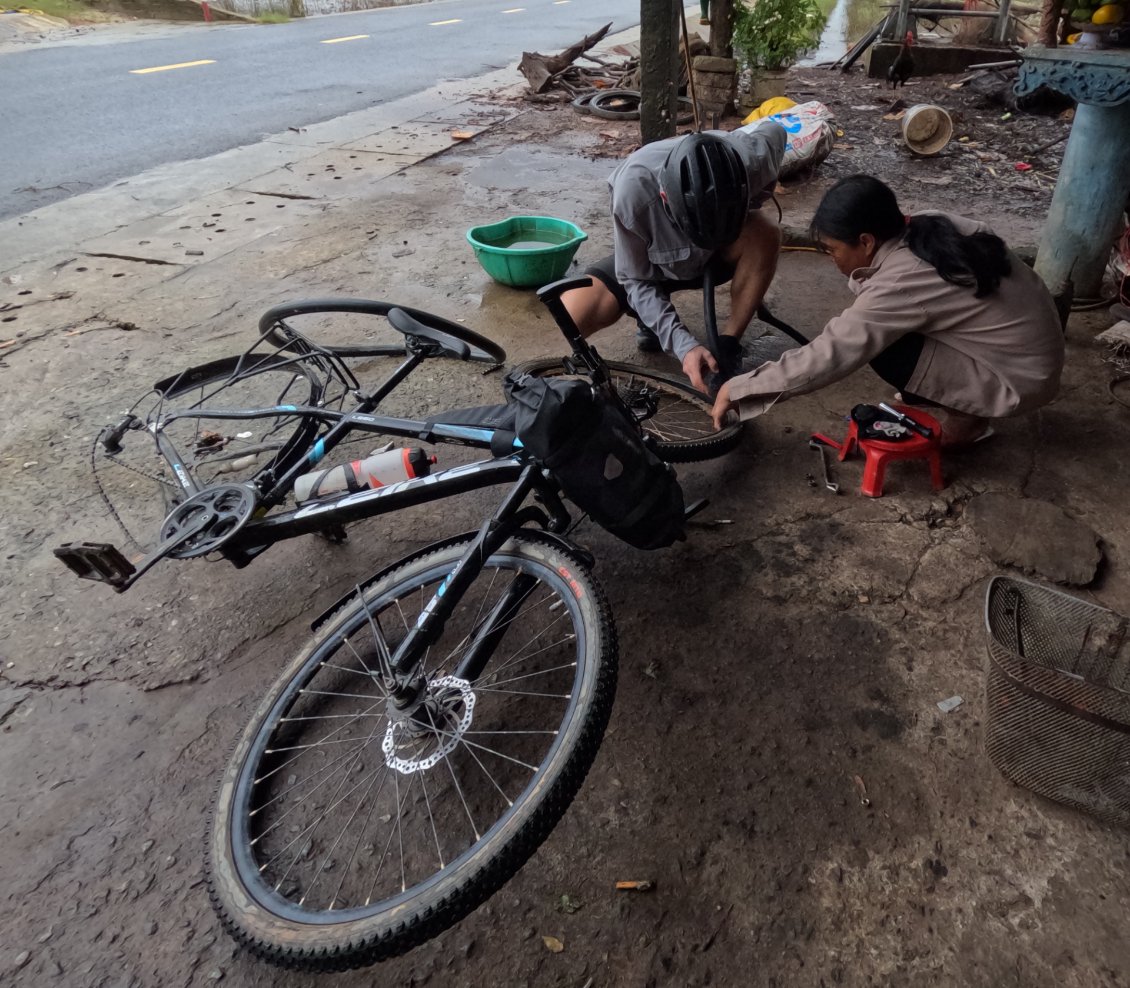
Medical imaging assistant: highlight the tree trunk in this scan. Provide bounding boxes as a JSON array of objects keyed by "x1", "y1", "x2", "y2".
[
  {"x1": 640, "y1": 0, "x2": 680, "y2": 143},
  {"x1": 710, "y1": 0, "x2": 735, "y2": 58},
  {"x1": 1038, "y1": 0, "x2": 1063, "y2": 45},
  {"x1": 518, "y1": 22, "x2": 613, "y2": 93}
]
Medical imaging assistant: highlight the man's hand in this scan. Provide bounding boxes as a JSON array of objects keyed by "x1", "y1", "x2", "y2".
[
  {"x1": 711, "y1": 380, "x2": 738, "y2": 431},
  {"x1": 681, "y1": 345, "x2": 719, "y2": 394}
]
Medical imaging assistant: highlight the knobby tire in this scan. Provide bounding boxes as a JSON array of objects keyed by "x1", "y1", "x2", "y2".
[{"x1": 207, "y1": 533, "x2": 617, "y2": 971}]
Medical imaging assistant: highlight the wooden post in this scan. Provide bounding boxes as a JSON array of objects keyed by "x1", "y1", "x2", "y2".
[{"x1": 640, "y1": 0, "x2": 681, "y2": 143}]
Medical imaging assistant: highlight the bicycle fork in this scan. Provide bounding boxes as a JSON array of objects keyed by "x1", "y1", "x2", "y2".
[{"x1": 381, "y1": 464, "x2": 559, "y2": 709}]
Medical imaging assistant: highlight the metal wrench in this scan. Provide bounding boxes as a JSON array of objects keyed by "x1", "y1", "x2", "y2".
[{"x1": 808, "y1": 438, "x2": 840, "y2": 494}]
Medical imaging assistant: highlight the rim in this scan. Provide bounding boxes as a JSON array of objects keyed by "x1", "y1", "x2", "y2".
[
  {"x1": 93, "y1": 357, "x2": 324, "y2": 550},
  {"x1": 229, "y1": 548, "x2": 591, "y2": 925},
  {"x1": 608, "y1": 369, "x2": 719, "y2": 445},
  {"x1": 160, "y1": 356, "x2": 324, "y2": 488}
]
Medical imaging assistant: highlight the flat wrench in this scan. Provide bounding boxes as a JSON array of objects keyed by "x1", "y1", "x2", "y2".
[{"x1": 808, "y1": 439, "x2": 840, "y2": 494}]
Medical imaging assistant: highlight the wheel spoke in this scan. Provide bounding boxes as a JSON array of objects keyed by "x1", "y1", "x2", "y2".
[
  {"x1": 220, "y1": 537, "x2": 612, "y2": 947},
  {"x1": 477, "y1": 662, "x2": 577, "y2": 689},
  {"x1": 253, "y1": 734, "x2": 378, "y2": 845},
  {"x1": 270, "y1": 722, "x2": 387, "y2": 891},
  {"x1": 258, "y1": 698, "x2": 384, "y2": 787},
  {"x1": 477, "y1": 615, "x2": 573, "y2": 686},
  {"x1": 417, "y1": 768, "x2": 446, "y2": 872},
  {"x1": 471, "y1": 686, "x2": 572, "y2": 699},
  {"x1": 441, "y1": 745, "x2": 482, "y2": 842}
]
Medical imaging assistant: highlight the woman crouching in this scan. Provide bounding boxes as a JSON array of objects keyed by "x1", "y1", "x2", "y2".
[{"x1": 711, "y1": 174, "x2": 1065, "y2": 447}]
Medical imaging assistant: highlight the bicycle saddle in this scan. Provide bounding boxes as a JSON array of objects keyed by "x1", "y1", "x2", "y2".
[{"x1": 388, "y1": 307, "x2": 471, "y2": 360}]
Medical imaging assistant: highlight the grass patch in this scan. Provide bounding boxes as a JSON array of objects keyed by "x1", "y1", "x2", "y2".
[
  {"x1": 256, "y1": 11, "x2": 290, "y2": 22},
  {"x1": 17, "y1": 0, "x2": 118, "y2": 22}
]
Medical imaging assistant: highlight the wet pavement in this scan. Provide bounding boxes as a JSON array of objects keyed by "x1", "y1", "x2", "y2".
[{"x1": 3, "y1": 19, "x2": 1130, "y2": 988}]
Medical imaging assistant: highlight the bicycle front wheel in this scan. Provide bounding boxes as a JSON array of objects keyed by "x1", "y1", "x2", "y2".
[
  {"x1": 207, "y1": 533, "x2": 617, "y2": 971},
  {"x1": 513, "y1": 358, "x2": 742, "y2": 463}
]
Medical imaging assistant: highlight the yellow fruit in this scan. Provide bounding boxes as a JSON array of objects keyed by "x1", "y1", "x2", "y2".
[{"x1": 1092, "y1": 3, "x2": 1123, "y2": 22}]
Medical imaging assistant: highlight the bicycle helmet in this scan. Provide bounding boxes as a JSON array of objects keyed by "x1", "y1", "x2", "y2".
[{"x1": 659, "y1": 133, "x2": 750, "y2": 250}]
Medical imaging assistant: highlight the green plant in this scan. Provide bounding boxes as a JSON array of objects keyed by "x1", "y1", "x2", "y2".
[
  {"x1": 20, "y1": 0, "x2": 116, "y2": 22},
  {"x1": 256, "y1": 11, "x2": 291, "y2": 22},
  {"x1": 733, "y1": 0, "x2": 827, "y2": 71}
]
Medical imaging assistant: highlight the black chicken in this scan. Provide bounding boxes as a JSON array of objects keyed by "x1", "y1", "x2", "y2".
[{"x1": 887, "y1": 31, "x2": 915, "y2": 88}]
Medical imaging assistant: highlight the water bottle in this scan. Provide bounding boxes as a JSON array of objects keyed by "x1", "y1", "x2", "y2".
[{"x1": 294, "y1": 447, "x2": 434, "y2": 502}]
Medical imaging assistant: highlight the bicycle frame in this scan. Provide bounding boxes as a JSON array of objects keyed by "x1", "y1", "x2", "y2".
[{"x1": 54, "y1": 277, "x2": 663, "y2": 695}]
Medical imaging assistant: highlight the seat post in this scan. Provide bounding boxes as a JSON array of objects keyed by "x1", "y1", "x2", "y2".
[{"x1": 535, "y1": 276, "x2": 593, "y2": 348}]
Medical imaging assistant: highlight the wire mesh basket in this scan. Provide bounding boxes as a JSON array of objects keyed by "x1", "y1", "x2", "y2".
[{"x1": 984, "y1": 576, "x2": 1130, "y2": 827}]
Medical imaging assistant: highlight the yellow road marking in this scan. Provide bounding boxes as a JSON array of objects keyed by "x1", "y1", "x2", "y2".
[
  {"x1": 554, "y1": 1, "x2": 569, "y2": 4},
  {"x1": 502, "y1": 6, "x2": 525, "y2": 11},
  {"x1": 130, "y1": 59, "x2": 216, "y2": 75},
  {"x1": 321, "y1": 34, "x2": 369, "y2": 43},
  {"x1": 430, "y1": 18, "x2": 462, "y2": 24}
]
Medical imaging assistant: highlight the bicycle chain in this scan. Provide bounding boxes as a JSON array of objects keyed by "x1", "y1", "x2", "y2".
[{"x1": 90, "y1": 439, "x2": 179, "y2": 552}]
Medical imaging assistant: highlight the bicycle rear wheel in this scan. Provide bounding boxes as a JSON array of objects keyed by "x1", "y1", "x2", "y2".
[
  {"x1": 207, "y1": 533, "x2": 617, "y2": 971},
  {"x1": 93, "y1": 354, "x2": 328, "y2": 548},
  {"x1": 153, "y1": 352, "x2": 328, "y2": 489},
  {"x1": 513, "y1": 358, "x2": 742, "y2": 463}
]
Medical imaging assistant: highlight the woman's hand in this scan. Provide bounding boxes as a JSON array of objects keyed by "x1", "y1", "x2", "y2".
[
  {"x1": 681, "y1": 345, "x2": 718, "y2": 394},
  {"x1": 711, "y1": 380, "x2": 737, "y2": 430}
]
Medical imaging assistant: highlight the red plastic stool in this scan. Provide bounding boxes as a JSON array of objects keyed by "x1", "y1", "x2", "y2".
[{"x1": 823, "y1": 406, "x2": 944, "y2": 498}]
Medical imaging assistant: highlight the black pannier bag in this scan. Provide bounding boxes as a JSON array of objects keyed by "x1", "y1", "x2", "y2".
[{"x1": 504, "y1": 371, "x2": 686, "y2": 550}]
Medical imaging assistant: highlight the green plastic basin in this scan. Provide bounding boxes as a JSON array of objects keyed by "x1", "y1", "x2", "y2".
[{"x1": 466, "y1": 216, "x2": 588, "y2": 289}]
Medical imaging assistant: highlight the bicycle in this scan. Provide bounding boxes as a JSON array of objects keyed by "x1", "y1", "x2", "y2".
[{"x1": 54, "y1": 276, "x2": 740, "y2": 972}]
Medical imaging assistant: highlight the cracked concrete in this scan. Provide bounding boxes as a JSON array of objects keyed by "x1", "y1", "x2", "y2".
[{"x1": 2, "y1": 21, "x2": 1130, "y2": 988}]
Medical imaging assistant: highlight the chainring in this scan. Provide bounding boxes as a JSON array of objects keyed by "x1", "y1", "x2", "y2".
[{"x1": 158, "y1": 483, "x2": 257, "y2": 559}]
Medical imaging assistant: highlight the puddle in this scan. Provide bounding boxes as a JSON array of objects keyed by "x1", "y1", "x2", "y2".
[{"x1": 798, "y1": 0, "x2": 888, "y2": 66}]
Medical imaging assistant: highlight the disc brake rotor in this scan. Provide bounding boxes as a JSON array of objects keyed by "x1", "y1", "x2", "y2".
[{"x1": 383, "y1": 676, "x2": 476, "y2": 775}]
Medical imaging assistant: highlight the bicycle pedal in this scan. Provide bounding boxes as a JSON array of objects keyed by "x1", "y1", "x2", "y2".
[{"x1": 54, "y1": 542, "x2": 136, "y2": 588}]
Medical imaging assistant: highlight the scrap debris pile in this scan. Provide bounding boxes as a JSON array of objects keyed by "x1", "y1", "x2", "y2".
[{"x1": 517, "y1": 21, "x2": 707, "y2": 117}]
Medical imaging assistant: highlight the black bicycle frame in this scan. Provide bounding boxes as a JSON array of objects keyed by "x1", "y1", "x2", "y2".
[{"x1": 163, "y1": 399, "x2": 570, "y2": 691}]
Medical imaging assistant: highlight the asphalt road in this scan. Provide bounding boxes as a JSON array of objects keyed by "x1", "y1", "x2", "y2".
[{"x1": 0, "y1": 0, "x2": 640, "y2": 220}]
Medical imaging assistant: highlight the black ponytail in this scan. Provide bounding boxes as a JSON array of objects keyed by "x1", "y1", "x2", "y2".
[
  {"x1": 812, "y1": 174, "x2": 1012, "y2": 297},
  {"x1": 904, "y1": 214, "x2": 1011, "y2": 298}
]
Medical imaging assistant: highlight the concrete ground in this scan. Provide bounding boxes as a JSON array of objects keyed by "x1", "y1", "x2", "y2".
[{"x1": 2, "y1": 23, "x2": 1130, "y2": 988}]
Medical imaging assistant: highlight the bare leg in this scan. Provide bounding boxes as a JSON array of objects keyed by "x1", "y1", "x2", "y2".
[
  {"x1": 934, "y1": 407, "x2": 993, "y2": 448},
  {"x1": 561, "y1": 279, "x2": 625, "y2": 337},
  {"x1": 718, "y1": 208, "x2": 781, "y2": 341}
]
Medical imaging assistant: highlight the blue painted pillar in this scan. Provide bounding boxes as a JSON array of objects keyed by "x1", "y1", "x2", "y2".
[{"x1": 1035, "y1": 99, "x2": 1130, "y2": 299}]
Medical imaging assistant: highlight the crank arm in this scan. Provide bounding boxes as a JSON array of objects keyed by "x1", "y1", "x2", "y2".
[{"x1": 54, "y1": 512, "x2": 211, "y2": 593}]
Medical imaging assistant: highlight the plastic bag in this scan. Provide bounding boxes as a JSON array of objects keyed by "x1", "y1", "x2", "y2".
[{"x1": 740, "y1": 100, "x2": 836, "y2": 177}]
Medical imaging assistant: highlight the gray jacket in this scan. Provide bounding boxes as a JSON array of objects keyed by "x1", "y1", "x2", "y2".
[{"x1": 608, "y1": 124, "x2": 787, "y2": 361}]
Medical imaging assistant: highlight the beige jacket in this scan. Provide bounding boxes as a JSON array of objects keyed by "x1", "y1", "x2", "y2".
[{"x1": 729, "y1": 212, "x2": 1064, "y2": 420}]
